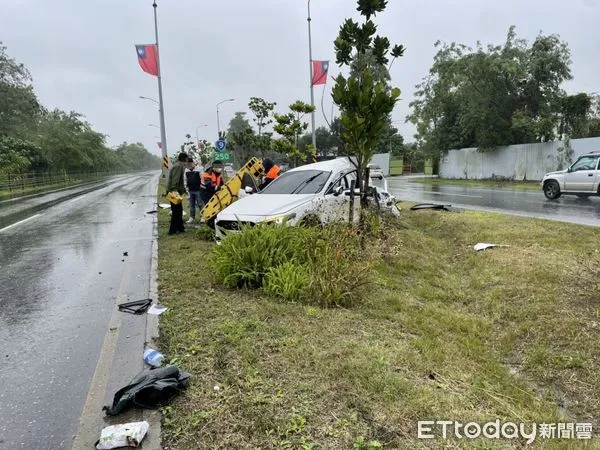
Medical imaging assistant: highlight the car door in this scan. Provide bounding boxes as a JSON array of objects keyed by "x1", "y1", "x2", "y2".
[
  {"x1": 321, "y1": 170, "x2": 359, "y2": 223},
  {"x1": 564, "y1": 156, "x2": 600, "y2": 192}
]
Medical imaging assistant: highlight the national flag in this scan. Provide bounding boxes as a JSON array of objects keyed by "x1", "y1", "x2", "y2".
[
  {"x1": 311, "y1": 60, "x2": 329, "y2": 86},
  {"x1": 135, "y1": 44, "x2": 158, "y2": 76},
  {"x1": 157, "y1": 142, "x2": 162, "y2": 149}
]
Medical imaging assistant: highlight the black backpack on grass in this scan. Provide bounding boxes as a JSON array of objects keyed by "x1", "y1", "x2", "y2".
[{"x1": 103, "y1": 365, "x2": 190, "y2": 416}]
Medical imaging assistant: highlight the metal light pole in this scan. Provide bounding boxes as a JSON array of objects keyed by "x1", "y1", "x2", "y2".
[
  {"x1": 196, "y1": 124, "x2": 208, "y2": 144},
  {"x1": 216, "y1": 99, "x2": 234, "y2": 137},
  {"x1": 307, "y1": 0, "x2": 316, "y2": 149},
  {"x1": 153, "y1": 1, "x2": 168, "y2": 178}
]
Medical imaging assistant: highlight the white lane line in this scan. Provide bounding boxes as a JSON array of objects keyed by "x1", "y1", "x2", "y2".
[
  {"x1": 0, "y1": 214, "x2": 42, "y2": 233},
  {"x1": 68, "y1": 195, "x2": 87, "y2": 203}
]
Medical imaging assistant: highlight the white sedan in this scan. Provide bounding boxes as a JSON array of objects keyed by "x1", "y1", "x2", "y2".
[{"x1": 214, "y1": 157, "x2": 398, "y2": 240}]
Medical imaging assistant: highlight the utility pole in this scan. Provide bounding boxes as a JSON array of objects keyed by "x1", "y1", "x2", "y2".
[
  {"x1": 153, "y1": 0, "x2": 168, "y2": 178},
  {"x1": 307, "y1": 0, "x2": 316, "y2": 149}
]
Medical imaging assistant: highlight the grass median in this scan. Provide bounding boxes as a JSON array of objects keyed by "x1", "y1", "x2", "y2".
[
  {"x1": 157, "y1": 197, "x2": 599, "y2": 449},
  {"x1": 407, "y1": 177, "x2": 541, "y2": 191}
]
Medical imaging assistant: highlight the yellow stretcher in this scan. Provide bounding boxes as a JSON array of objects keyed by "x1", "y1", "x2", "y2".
[{"x1": 201, "y1": 157, "x2": 264, "y2": 223}]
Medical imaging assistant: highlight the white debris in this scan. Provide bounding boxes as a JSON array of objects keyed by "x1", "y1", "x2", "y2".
[
  {"x1": 158, "y1": 203, "x2": 170, "y2": 209},
  {"x1": 147, "y1": 304, "x2": 167, "y2": 315},
  {"x1": 214, "y1": 385, "x2": 221, "y2": 392},
  {"x1": 96, "y1": 421, "x2": 149, "y2": 449},
  {"x1": 474, "y1": 243, "x2": 509, "y2": 252}
]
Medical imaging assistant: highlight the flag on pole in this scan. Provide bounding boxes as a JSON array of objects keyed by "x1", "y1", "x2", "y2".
[
  {"x1": 311, "y1": 60, "x2": 329, "y2": 86},
  {"x1": 157, "y1": 142, "x2": 162, "y2": 149},
  {"x1": 135, "y1": 44, "x2": 158, "y2": 76}
]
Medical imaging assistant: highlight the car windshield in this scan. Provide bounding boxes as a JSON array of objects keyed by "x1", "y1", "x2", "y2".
[
  {"x1": 260, "y1": 170, "x2": 331, "y2": 195},
  {"x1": 369, "y1": 165, "x2": 381, "y2": 170}
]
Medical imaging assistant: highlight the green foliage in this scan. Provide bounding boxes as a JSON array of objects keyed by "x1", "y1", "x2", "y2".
[
  {"x1": 263, "y1": 262, "x2": 311, "y2": 303},
  {"x1": 195, "y1": 224, "x2": 216, "y2": 241},
  {"x1": 407, "y1": 26, "x2": 599, "y2": 154},
  {"x1": 273, "y1": 101, "x2": 315, "y2": 167},
  {"x1": 248, "y1": 97, "x2": 276, "y2": 157},
  {"x1": 210, "y1": 225, "x2": 313, "y2": 289},
  {"x1": 0, "y1": 43, "x2": 160, "y2": 175},
  {"x1": 210, "y1": 224, "x2": 372, "y2": 307},
  {"x1": 332, "y1": 0, "x2": 403, "y2": 209},
  {"x1": 0, "y1": 42, "x2": 40, "y2": 138}
]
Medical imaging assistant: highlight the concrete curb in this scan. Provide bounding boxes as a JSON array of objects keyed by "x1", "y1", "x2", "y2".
[{"x1": 142, "y1": 200, "x2": 163, "y2": 449}]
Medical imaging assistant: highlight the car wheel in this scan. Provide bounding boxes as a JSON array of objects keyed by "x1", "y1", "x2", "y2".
[{"x1": 543, "y1": 180, "x2": 561, "y2": 200}]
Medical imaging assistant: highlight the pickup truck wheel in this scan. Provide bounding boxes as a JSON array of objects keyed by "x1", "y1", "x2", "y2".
[{"x1": 543, "y1": 180, "x2": 561, "y2": 200}]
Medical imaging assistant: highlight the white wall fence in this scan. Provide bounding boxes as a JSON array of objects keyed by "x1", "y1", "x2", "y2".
[
  {"x1": 370, "y1": 153, "x2": 391, "y2": 176},
  {"x1": 439, "y1": 137, "x2": 600, "y2": 181}
]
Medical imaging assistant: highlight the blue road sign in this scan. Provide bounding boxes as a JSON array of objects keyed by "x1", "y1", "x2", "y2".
[{"x1": 215, "y1": 139, "x2": 227, "y2": 153}]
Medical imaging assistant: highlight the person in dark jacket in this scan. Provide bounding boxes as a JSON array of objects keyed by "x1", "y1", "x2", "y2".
[
  {"x1": 199, "y1": 160, "x2": 224, "y2": 204},
  {"x1": 184, "y1": 157, "x2": 203, "y2": 223},
  {"x1": 167, "y1": 152, "x2": 188, "y2": 235},
  {"x1": 259, "y1": 158, "x2": 281, "y2": 191}
]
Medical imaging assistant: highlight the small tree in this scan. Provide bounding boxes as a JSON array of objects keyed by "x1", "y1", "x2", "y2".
[
  {"x1": 249, "y1": 97, "x2": 277, "y2": 157},
  {"x1": 273, "y1": 101, "x2": 315, "y2": 167},
  {"x1": 332, "y1": 0, "x2": 404, "y2": 213}
]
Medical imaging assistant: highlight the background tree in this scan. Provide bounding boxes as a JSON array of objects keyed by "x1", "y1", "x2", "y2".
[
  {"x1": 248, "y1": 97, "x2": 276, "y2": 157},
  {"x1": 332, "y1": 0, "x2": 404, "y2": 212},
  {"x1": 408, "y1": 27, "x2": 583, "y2": 158},
  {"x1": 0, "y1": 42, "x2": 40, "y2": 138},
  {"x1": 227, "y1": 112, "x2": 256, "y2": 167},
  {"x1": 273, "y1": 101, "x2": 315, "y2": 167},
  {"x1": 298, "y1": 126, "x2": 341, "y2": 156}
]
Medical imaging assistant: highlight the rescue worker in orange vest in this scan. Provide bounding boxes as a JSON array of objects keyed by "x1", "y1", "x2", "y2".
[
  {"x1": 199, "y1": 160, "x2": 224, "y2": 204},
  {"x1": 259, "y1": 158, "x2": 281, "y2": 191}
]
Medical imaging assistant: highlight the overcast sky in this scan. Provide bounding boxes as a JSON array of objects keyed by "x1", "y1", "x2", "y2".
[{"x1": 3, "y1": 0, "x2": 599, "y2": 156}]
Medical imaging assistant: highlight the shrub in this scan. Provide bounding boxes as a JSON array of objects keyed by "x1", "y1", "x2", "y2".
[
  {"x1": 210, "y1": 223, "x2": 373, "y2": 307},
  {"x1": 195, "y1": 224, "x2": 215, "y2": 241},
  {"x1": 263, "y1": 261, "x2": 311, "y2": 303},
  {"x1": 307, "y1": 225, "x2": 371, "y2": 307},
  {"x1": 210, "y1": 225, "x2": 313, "y2": 289}
]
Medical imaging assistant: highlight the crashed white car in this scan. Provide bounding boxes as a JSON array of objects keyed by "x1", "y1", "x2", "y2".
[{"x1": 215, "y1": 157, "x2": 399, "y2": 240}]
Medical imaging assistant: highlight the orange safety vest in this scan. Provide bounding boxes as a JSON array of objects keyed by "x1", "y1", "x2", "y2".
[
  {"x1": 201, "y1": 171, "x2": 223, "y2": 189},
  {"x1": 265, "y1": 165, "x2": 281, "y2": 180}
]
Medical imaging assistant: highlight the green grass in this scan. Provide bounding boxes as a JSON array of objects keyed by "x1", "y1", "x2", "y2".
[
  {"x1": 157, "y1": 192, "x2": 600, "y2": 449},
  {"x1": 408, "y1": 177, "x2": 542, "y2": 191}
]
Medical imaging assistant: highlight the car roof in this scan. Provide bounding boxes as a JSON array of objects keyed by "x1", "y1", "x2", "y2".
[{"x1": 286, "y1": 157, "x2": 355, "y2": 173}]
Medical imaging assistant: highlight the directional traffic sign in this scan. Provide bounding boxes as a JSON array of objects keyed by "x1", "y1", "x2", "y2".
[
  {"x1": 215, "y1": 139, "x2": 227, "y2": 153},
  {"x1": 214, "y1": 152, "x2": 231, "y2": 162}
]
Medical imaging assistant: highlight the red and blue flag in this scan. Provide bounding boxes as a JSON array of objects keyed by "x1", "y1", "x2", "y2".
[
  {"x1": 311, "y1": 60, "x2": 329, "y2": 86},
  {"x1": 135, "y1": 44, "x2": 158, "y2": 77}
]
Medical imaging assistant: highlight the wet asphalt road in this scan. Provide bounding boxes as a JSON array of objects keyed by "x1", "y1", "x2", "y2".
[
  {"x1": 383, "y1": 177, "x2": 600, "y2": 227},
  {"x1": 0, "y1": 172, "x2": 159, "y2": 450}
]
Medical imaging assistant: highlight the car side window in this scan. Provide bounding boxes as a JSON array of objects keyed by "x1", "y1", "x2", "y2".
[
  {"x1": 571, "y1": 156, "x2": 598, "y2": 171},
  {"x1": 344, "y1": 171, "x2": 357, "y2": 189}
]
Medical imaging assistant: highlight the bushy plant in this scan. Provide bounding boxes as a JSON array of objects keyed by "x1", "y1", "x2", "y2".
[
  {"x1": 263, "y1": 261, "x2": 311, "y2": 303},
  {"x1": 210, "y1": 225, "x2": 313, "y2": 289},
  {"x1": 210, "y1": 223, "x2": 374, "y2": 308}
]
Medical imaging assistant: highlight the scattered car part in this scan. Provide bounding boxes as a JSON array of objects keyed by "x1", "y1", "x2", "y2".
[
  {"x1": 117, "y1": 299, "x2": 152, "y2": 315},
  {"x1": 410, "y1": 203, "x2": 453, "y2": 211},
  {"x1": 474, "y1": 243, "x2": 509, "y2": 252}
]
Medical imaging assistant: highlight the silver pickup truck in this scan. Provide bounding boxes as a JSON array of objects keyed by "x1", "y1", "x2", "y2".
[{"x1": 541, "y1": 152, "x2": 600, "y2": 199}]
